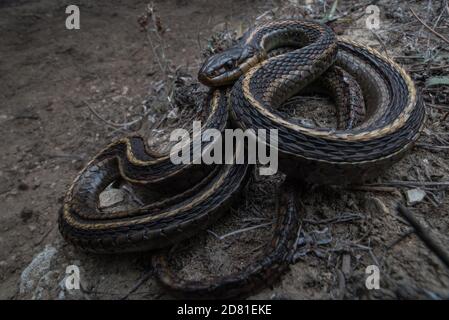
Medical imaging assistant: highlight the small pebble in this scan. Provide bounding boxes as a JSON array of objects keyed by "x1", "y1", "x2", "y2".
[
  {"x1": 406, "y1": 188, "x2": 426, "y2": 205},
  {"x1": 365, "y1": 197, "x2": 389, "y2": 215},
  {"x1": 99, "y1": 188, "x2": 125, "y2": 208}
]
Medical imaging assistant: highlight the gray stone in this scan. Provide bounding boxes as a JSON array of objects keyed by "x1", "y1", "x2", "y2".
[
  {"x1": 99, "y1": 188, "x2": 125, "y2": 208},
  {"x1": 19, "y1": 245, "x2": 57, "y2": 294},
  {"x1": 406, "y1": 188, "x2": 426, "y2": 205}
]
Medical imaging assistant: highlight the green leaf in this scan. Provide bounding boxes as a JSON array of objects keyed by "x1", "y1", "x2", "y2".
[
  {"x1": 321, "y1": 0, "x2": 339, "y2": 23},
  {"x1": 426, "y1": 76, "x2": 449, "y2": 87}
]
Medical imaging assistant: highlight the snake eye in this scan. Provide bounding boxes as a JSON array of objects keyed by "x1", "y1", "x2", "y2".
[{"x1": 224, "y1": 60, "x2": 235, "y2": 70}]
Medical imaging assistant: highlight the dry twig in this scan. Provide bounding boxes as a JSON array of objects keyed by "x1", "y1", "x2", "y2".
[
  {"x1": 410, "y1": 8, "x2": 449, "y2": 45},
  {"x1": 207, "y1": 222, "x2": 273, "y2": 241},
  {"x1": 84, "y1": 100, "x2": 150, "y2": 130},
  {"x1": 397, "y1": 204, "x2": 449, "y2": 269}
]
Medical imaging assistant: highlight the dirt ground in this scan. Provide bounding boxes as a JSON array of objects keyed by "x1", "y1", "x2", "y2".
[{"x1": 1, "y1": 0, "x2": 449, "y2": 300}]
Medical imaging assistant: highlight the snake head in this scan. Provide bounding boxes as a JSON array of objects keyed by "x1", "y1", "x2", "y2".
[{"x1": 198, "y1": 45, "x2": 262, "y2": 87}]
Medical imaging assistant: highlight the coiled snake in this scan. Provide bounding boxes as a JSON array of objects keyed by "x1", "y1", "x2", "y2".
[{"x1": 59, "y1": 20, "x2": 425, "y2": 299}]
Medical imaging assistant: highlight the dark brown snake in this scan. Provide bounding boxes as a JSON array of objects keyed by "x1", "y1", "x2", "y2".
[{"x1": 59, "y1": 20, "x2": 425, "y2": 299}]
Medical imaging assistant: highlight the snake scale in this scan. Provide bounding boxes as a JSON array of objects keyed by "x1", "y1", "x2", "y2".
[{"x1": 59, "y1": 20, "x2": 425, "y2": 298}]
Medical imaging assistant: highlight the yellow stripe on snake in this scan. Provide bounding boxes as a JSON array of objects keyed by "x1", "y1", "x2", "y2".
[{"x1": 59, "y1": 20, "x2": 425, "y2": 299}]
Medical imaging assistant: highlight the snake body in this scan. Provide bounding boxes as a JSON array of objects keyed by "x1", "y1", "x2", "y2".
[
  {"x1": 227, "y1": 20, "x2": 425, "y2": 185},
  {"x1": 59, "y1": 90, "x2": 252, "y2": 253},
  {"x1": 152, "y1": 183, "x2": 301, "y2": 299},
  {"x1": 59, "y1": 20, "x2": 425, "y2": 298}
]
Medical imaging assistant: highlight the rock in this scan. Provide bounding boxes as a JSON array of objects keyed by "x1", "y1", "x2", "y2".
[
  {"x1": 406, "y1": 188, "x2": 426, "y2": 205},
  {"x1": 19, "y1": 245, "x2": 58, "y2": 295},
  {"x1": 364, "y1": 197, "x2": 389, "y2": 215},
  {"x1": 99, "y1": 188, "x2": 125, "y2": 208},
  {"x1": 32, "y1": 270, "x2": 60, "y2": 300}
]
